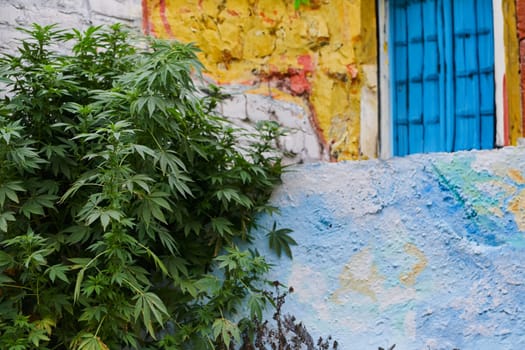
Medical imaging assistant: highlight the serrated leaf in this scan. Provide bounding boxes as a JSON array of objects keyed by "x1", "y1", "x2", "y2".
[
  {"x1": 0, "y1": 251, "x2": 14, "y2": 268},
  {"x1": 24, "y1": 250, "x2": 49, "y2": 268},
  {"x1": 131, "y1": 144, "x2": 155, "y2": 159},
  {"x1": 19, "y1": 194, "x2": 58, "y2": 219},
  {"x1": 156, "y1": 228, "x2": 178, "y2": 254},
  {"x1": 0, "y1": 187, "x2": 19, "y2": 204},
  {"x1": 28, "y1": 328, "x2": 50, "y2": 347},
  {"x1": 46, "y1": 264, "x2": 70, "y2": 283},
  {"x1": 266, "y1": 223, "x2": 297, "y2": 259},
  {"x1": 0, "y1": 211, "x2": 16, "y2": 232},
  {"x1": 100, "y1": 213, "x2": 110, "y2": 231},
  {"x1": 149, "y1": 192, "x2": 172, "y2": 210},
  {"x1": 150, "y1": 204, "x2": 167, "y2": 224},
  {"x1": 63, "y1": 225, "x2": 91, "y2": 245},
  {"x1": 76, "y1": 333, "x2": 109, "y2": 350},
  {"x1": 212, "y1": 318, "x2": 240, "y2": 347},
  {"x1": 210, "y1": 217, "x2": 233, "y2": 237},
  {"x1": 167, "y1": 173, "x2": 193, "y2": 197},
  {"x1": 194, "y1": 275, "x2": 221, "y2": 294},
  {"x1": 247, "y1": 293, "x2": 265, "y2": 320},
  {"x1": 133, "y1": 291, "x2": 169, "y2": 339},
  {"x1": 137, "y1": 242, "x2": 169, "y2": 276},
  {"x1": 34, "y1": 317, "x2": 56, "y2": 335},
  {"x1": 74, "y1": 269, "x2": 85, "y2": 303},
  {"x1": 0, "y1": 273, "x2": 15, "y2": 284},
  {"x1": 147, "y1": 96, "x2": 157, "y2": 117},
  {"x1": 124, "y1": 174, "x2": 153, "y2": 193},
  {"x1": 178, "y1": 278, "x2": 198, "y2": 298},
  {"x1": 69, "y1": 257, "x2": 92, "y2": 268}
]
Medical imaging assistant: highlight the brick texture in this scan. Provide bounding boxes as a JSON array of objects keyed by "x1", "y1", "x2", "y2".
[{"x1": 0, "y1": 0, "x2": 142, "y2": 54}]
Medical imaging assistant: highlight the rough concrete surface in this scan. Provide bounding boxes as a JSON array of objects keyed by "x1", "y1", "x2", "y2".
[{"x1": 255, "y1": 147, "x2": 525, "y2": 349}]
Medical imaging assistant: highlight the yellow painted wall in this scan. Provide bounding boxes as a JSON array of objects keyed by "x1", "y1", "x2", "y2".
[
  {"x1": 503, "y1": 0, "x2": 522, "y2": 145},
  {"x1": 144, "y1": 0, "x2": 376, "y2": 161}
]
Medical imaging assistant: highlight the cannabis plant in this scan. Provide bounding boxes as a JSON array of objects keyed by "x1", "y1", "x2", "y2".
[{"x1": 0, "y1": 24, "x2": 293, "y2": 349}]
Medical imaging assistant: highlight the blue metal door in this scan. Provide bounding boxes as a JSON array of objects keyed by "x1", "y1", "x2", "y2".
[{"x1": 390, "y1": 0, "x2": 495, "y2": 156}]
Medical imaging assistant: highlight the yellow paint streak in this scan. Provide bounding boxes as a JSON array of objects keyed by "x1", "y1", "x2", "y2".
[
  {"x1": 399, "y1": 243, "x2": 428, "y2": 286},
  {"x1": 503, "y1": 0, "x2": 522, "y2": 144},
  {"x1": 508, "y1": 168, "x2": 525, "y2": 184},
  {"x1": 360, "y1": 0, "x2": 377, "y2": 65},
  {"x1": 508, "y1": 189, "x2": 525, "y2": 231},
  {"x1": 147, "y1": 0, "x2": 169, "y2": 38},
  {"x1": 321, "y1": 78, "x2": 361, "y2": 160},
  {"x1": 146, "y1": 0, "x2": 370, "y2": 160},
  {"x1": 331, "y1": 248, "x2": 385, "y2": 302}
]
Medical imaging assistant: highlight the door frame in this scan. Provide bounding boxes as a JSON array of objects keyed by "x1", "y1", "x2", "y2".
[{"x1": 377, "y1": 0, "x2": 506, "y2": 158}]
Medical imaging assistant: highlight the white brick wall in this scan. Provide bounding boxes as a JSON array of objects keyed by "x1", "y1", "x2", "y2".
[
  {"x1": 219, "y1": 86, "x2": 327, "y2": 163},
  {"x1": 0, "y1": 0, "x2": 142, "y2": 53}
]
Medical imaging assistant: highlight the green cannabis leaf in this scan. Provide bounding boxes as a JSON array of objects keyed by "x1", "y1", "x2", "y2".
[
  {"x1": 267, "y1": 221, "x2": 298, "y2": 258},
  {"x1": 0, "y1": 23, "x2": 287, "y2": 349}
]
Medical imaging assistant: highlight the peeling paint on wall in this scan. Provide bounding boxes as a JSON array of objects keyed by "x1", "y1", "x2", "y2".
[
  {"x1": 143, "y1": 0, "x2": 378, "y2": 161},
  {"x1": 254, "y1": 147, "x2": 525, "y2": 348}
]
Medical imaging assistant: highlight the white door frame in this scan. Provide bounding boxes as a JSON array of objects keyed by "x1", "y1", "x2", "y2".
[{"x1": 377, "y1": 0, "x2": 506, "y2": 158}]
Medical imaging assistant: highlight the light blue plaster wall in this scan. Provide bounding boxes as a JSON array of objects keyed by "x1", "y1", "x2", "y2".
[{"x1": 254, "y1": 147, "x2": 525, "y2": 349}]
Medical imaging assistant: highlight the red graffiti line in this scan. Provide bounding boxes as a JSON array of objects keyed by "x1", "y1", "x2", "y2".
[
  {"x1": 255, "y1": 55, "x2": 328, "y2": 157},
  {"x1": 227, "y1": 9, "x2": 240, "y2": 16},
  {"x1": 160, "y1": 0, "x2": 174, "y2": 37},
  {"x1": 142, "y1": 0, "x2": 158, "y2": 36},
  {"x1": 142, "y1": 0, "x2": 151, "y2": 35}
]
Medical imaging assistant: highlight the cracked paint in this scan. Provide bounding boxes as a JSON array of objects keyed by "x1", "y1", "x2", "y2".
[{"x1": 142, "y1": 0, "x2": 377, "y2": 161}]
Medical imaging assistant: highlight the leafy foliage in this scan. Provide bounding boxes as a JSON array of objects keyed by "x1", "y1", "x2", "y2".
[
  {"x1": 267, "y1": 222, "x2": 297, "y2": 259},
  {"x1": 0, "y1": 24, "x2": 294, "y2": 349}
]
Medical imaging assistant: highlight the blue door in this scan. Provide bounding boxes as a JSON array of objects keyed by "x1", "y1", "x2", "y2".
[{"x1": 390, "y1": 0, "x2": 495, "y2": 156}]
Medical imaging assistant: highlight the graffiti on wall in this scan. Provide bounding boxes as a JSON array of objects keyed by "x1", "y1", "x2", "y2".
[
  {"x1": 254, "y1": 147, "x2": 525, "y2": 349},
  {"x1": 142, "y1": 0, "x2": 377, "y2": 161}
]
